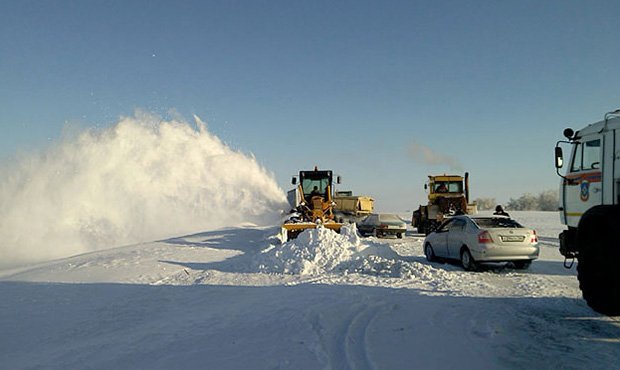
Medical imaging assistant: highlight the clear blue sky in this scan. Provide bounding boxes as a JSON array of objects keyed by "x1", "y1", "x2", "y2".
[{"x1": 2, "y1": 0, "x2": 620, "y2": 211}]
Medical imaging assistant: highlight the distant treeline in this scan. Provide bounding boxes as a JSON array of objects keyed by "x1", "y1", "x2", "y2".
[{"x1": 475, "y1": 190, "x2": 559, "y2": 212}]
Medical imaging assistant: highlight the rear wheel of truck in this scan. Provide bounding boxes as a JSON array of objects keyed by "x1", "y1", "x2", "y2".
[{"x1": 577, "y1": 205, "x2": 620, "y2": 316}]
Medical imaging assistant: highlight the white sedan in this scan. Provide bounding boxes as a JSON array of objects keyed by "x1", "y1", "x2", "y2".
[{"x1": 423, "y1": 215, "x2": 539, "y2": 270}]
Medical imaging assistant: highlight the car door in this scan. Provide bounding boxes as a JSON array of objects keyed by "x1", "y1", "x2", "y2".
[
  {"x1": 563, "y1": 137, "x2": 602, "y2": 227},
  {"x1": 431, "y1": 219, "x2": 453, "y2": 257},
  {"x1": 446, "y1": 218, "x2": 467, "y2": 258}
]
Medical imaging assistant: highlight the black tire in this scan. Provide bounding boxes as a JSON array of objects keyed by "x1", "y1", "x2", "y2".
[
  {"x1": 424, "y1": 243, "x2": 436, "y2": 262},
  {"x1": 576, "y1": 205, "x2": 620, "y2": 316},
  {"x1": 460, "y1": 248, "x2": 477, "y2": 271},
  {"x1": 412, "y1": 210, "x2": 421, "y2": 227},
  {"x1": 397, "y1": 232, "x2": 403, "y2": 239},
  {"x1": 417, "y1": 224, "x2": 425, "y2": 235},
  {"x1": 513, "y1": 260, "x2": 532, "y2": 270}
]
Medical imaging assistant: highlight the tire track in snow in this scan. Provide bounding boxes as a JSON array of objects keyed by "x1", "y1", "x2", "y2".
[
  {"x1": 305, "y1": 300, "x2": 383, "y2": 370},
  {"x1": 344, "y1": 303, "x2": 382, "y2": 370}
]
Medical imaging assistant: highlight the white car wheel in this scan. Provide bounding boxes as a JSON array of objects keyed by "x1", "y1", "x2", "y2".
[
  {"x1": 461, "y1": 249, "x2": 477, "y2": 271},
  {"x1": 424, "y1": 243, "x2": 436, "y2": 262}
]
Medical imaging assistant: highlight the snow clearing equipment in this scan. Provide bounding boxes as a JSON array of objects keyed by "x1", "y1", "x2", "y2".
[
  {"x1": 411, "y1": 173, "x2": 477, "y2": 235},
  {"x1": 333, "y1": 191, "x2": 374, "y2": 224},
  {"x1": 282, "y1": 167, "x2": 343, "y2": 240},
  {"x1": 555, "y1": 109, "x2": 620, "y2": 315}
]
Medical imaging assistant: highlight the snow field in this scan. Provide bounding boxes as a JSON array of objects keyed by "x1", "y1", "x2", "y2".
[{"x1": 2, "y1": 212, "x2": 620, "y2": 369}]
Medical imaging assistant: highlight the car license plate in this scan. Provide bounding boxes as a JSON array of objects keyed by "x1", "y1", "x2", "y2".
[{"x1": 501, "y1": 235, "x2": 525, "y2": 242}]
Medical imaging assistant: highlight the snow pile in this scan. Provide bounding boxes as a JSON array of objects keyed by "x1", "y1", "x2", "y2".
[
  {"x1": 256, "y1": 224, "x2": 471, "y2": 286},
  {"x1": 257, "y1": 225, "x2": 407, "y2": 276},
  {"x1": 0, "y1": 111, "x2": 287, "y2": 268}
]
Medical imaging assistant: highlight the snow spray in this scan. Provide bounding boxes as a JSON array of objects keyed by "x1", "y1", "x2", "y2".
[{"x1": 0, "y1": 111, "x2": 287, "y2": 268}]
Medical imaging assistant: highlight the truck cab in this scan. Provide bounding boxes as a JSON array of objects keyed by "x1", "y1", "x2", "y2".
[
  {"x1": 296, "y1": 169, "x2": 336, "y2": 204},
  {"x1": 555, "y1": 111, "x2": 620, "y2": 315},
  {"x1": 558, "y1": 128, "x2": 605, "y2": 228}
]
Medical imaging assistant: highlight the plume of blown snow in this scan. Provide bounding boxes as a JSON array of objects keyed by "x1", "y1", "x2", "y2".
[{"x1": 0, "y1": 111, "x2": 287, "y2": 268}]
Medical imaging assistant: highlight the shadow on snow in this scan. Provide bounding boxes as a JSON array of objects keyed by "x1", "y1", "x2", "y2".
[{"x1": 0, "y1": 280, "x2": 618, "y2": 370}]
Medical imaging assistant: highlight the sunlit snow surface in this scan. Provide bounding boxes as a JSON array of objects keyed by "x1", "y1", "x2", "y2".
[{"x1": 1, "y1": 211, "x2": 619, "y2": 369}]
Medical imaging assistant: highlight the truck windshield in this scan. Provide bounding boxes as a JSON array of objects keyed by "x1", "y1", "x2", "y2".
[
  {"x1": 570, "y1": 139, "x2": 601, "y2": 172},
  {"x1": 434, "y1": 181, "x2": 463, "y2": 193},
  {"x1": 302, "y1": 178, "x2": 329, "y2": 195}
]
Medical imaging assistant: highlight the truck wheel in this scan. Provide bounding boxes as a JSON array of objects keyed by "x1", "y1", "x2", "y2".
[
  {"x1": 397, "y1": 232, "x2": 403, "y2": 239},
  {"x1": 412, "y1": 210, "x2": 421, "y2": 227},
  {"x1": 577, "y1": 205, "x2": 620, "y2": 316}
]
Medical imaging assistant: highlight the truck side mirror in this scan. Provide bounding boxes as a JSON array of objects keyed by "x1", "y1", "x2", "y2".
[
  {"x1": 554, "y1": 146, "x2": 564, "y2": 169},
  {"x1": 336, "y1": 176, "x2": 341, "y2": 184},
  {"x1": 424, "y1": 184, "x2": 428, "y2": 190},
  {"x1": 292, "y1": 177, "x2": 297, "y2": 185}
]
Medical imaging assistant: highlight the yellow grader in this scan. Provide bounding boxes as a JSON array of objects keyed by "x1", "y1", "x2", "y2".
[{"x1": 282, "y1": 167, "x2": 343, "y2": 240}]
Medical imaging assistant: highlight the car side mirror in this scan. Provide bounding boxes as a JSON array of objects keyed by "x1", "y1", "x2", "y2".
[
  {"x1": 554, "y1": 146, "x2": 563, "y2": 169},
  {"x1": 292, "y1": 177, "x2": 297, "y2": 185}
]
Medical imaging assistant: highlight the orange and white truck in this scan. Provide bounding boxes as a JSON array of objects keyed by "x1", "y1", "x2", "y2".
[{"x1": 554, "y1": 109, "x2": 620, "y2": 315}]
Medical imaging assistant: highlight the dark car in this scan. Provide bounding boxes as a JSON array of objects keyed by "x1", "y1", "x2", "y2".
[{"x1": 357, "y1": 213, "x2": 407, "y2": 238}]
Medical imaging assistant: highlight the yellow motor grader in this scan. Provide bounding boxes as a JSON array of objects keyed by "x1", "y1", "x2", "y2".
[{"x1": 282, "y1": 167, "x2": 343, "y2": 240}]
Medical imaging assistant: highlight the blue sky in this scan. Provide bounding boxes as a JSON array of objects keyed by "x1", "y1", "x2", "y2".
[{"x1": 2, "y1": 0, "x2": 620, "y2": 211}]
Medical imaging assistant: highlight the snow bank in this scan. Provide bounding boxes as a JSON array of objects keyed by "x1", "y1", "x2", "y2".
[
  {"x1": 0, "y1": 111, "x2": 287, "y2": 268},
  {"x1": 257, "y1": 225, "x2": 431, "y2": 278}
]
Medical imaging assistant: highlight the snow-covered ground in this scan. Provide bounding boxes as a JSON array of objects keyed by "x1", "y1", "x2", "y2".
[{"x1": 1, "y1": 211, "x2": 619, "y2": 369}]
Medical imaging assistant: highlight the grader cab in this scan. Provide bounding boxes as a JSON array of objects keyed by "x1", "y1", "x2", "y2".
[{"x1": 282, "y1": 167, "x2": 343, "y2": 240}]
